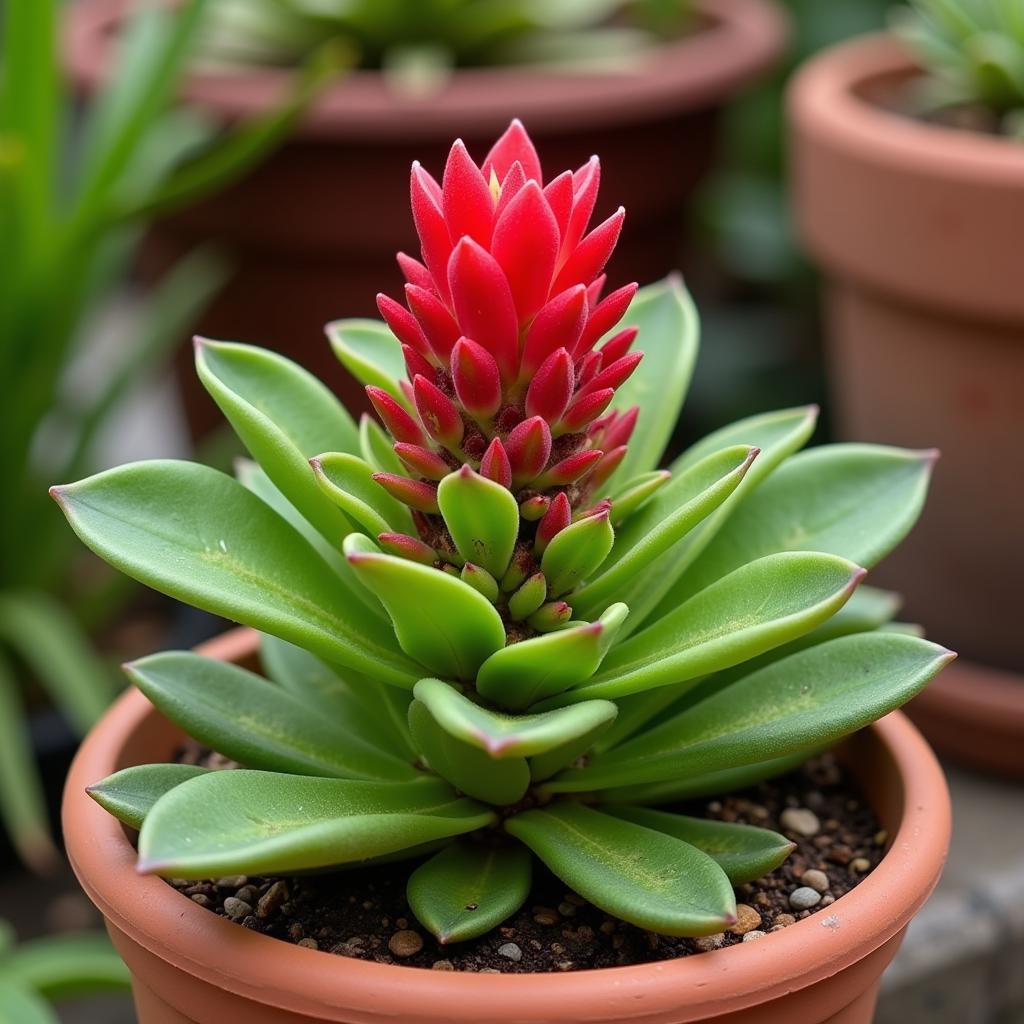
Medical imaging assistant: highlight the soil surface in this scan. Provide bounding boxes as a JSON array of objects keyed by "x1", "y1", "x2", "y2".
[{"x1": 167, "y1": 753, "x2": 885, "y2": 973}]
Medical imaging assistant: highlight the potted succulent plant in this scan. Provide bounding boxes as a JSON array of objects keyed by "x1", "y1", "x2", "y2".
[
  {"x1": 789, "y1": 0, "x2": 1024, "y2": 778},
  {"x1": 64, "y1": 0, "x2": 786, "y2": 436},
  {"x1": 58, "y1": 124, "x2": 952, "y2": 1022}
]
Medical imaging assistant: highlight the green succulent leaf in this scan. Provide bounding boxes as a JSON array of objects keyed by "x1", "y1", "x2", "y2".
[
  {"x1": 0, "y1": 932, "x2": 130, "y2": 998},
  {"x1": 126, "y1": 651, "x2": 415, "y2": 781},
  {"x1": 553, "y1": 552, "x2": 864, "y2": 705},
  {"x1": 326, "y1": 318, "x2": 408, "y2": 405},
  {"x1": 195, "y1": 339, "x2": 358, "y2": 547},
  {"x1": 407, "y1": 842, "x2": 533, "y2": 944},
  {"x1": 604, "y1": 276, "x2": 698, "y2": 488},
  {"x1": 86, "y1": 763, "x2": 209, "y2": 829},
  {"x1": 604, "y1": 806, "x2": 794, "y2": 885},
  {"x1": 572, "y1": 444, "x2": 757, "y2": 619},
  {"x1": 359, "y1": 413, "x2": 406, "y2": 475},
  {"x1": 504, "y1": 802, "x2": 736, "y2": 936},
  {"x1": 540, "y1": 510, "x2": 615, "y2": 596},
  {"x1": 345, "y1": 534, "x2": 506, "y2": 680},
  {"x1": 437, "y1": 467, "x2": 520, "y2": 579},
  {"x1": 408, "y1": 700, "x2": 531, "y2": 805},
  {"x1": 311, "y1": 451, "x2": 414, "y2": 536},
  {"x1": 0, "y1": 985, "x2": 58, "y2": 1024},
  {"x1": 51, "y1": 461, "x2": 419, "y2": 686},
  {"x1": 477, "y1": 603, "x2": 628, "y2": 710},
  {"x1": 550, "y1": 633, "x2": 954, "y2": 792},
  {"x1": 607, "y1": 470, "x2": 671, "y2": 524},
  {"x1": 138, "y1": 772, "x2": 493, "y2": 877},
  {"x1": 673, "y1": 444, "x2": 936, "y2": 603},
  {"x1": 413, "y1": 678, "x2": 616, "y2": 759}
]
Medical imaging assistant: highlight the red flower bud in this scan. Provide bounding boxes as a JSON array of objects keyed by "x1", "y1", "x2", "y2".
[
  {"x1": 520, "y1": 494, "x2": 550, "y2": 521},
  {"x1": 401, "y1": 344, "x2": 435, "y2": 384},
  {"x1": 535, "y1": 449, "x2": 604, "y2": 488},
  {"x1": 479, "y1": 437, "x2": 512, "y2": 489},
  {"x1": 396, "y1": 251, "x2": 433, "y2": 290},
  {"x1": 577, "y1": 352, "x2": 643, "y2": 398},
  {"x1": 525, "y1": 348, "x2": 574, "y2": 422},
  {"x1": 596, "y1": 406, "x2": 639, "y2": 450},
  {"x1": 494, "y1": 161, "x2": 526, "y2": 222},
  {"x1": 413, "y1": 375, "x2": 464, "y2": 448},
  {"x1": 543, "y1": 170, "x2": 574, "y2": 240},
  {"x1": 377, "y1": 293, "x2": 431, "y2": 359},
  {"x1": 599, "y1": 326, "x2": 639, "y2": 365},
  {"x1": 506, "y1": 416, "x2": 552, "y2": 485},
  {"x1": 553, "y1": 207, "x2": 624, "y2": 293},
  {"x1": 410, "y1": 162, "x2": 453, "y2": 306},
  {"x1": 587, "y1": 444, "x2": 627, "y2": 492},
  {"x1": 393, "y1": 443, "x2": 451, "y2": 481},
  {"x1": 482, "y1": 118, "x2": 542, "y2": 184},
  {"x1": 405, "y1": 284, "x2": 460, "y2": 360},
  {"x1": 442, "y1": 139, "x2": 495, "y2": 247},
  {"x1": 561, "y1": 156, "x2": 601, "y2": 263},
  {"x1": 451, "y1": 337, "x2": 502, "y2": 419},
  {"x1": 366, "y1": 385, "x2": 426, "y2": 446},
  {"x1": 558, "y1": 388, "x2": 615, "y2": 434},
  {"x1": 535, "y1": 491, "x2": 571, "y2": 554},
  {"x1": 372, "y1": 473, "x2": 439, "y2": 514},
  {"x1": 521, "y1": 285, "x2": 587, "y2": 379},
  {"x1": 576, "y1": 282, "x2": 637, "y2": 356},
  {"x1": 492, "y1": 180, "x2": 559, "y2": 324},
  {"x1": 378, "y1": 532, "x2": 437, "y2": 565},
  {"x1": 575, "y1": 351, "x2": 602, "y2": 389}
]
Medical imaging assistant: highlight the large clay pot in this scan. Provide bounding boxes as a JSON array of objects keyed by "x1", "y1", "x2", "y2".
[
  {"x1": 64, "y1": 0, "x2": 785, "y2": 436},
  {"x1": 63, "y1": 627, "x2": 951, "y2": 1023},
  {"x1": 789, "y1": 34, "x2": 1024, "y2": 778}
]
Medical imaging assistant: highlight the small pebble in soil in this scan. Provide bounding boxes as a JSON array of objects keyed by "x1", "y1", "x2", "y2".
[
  {"x1": 789, "y1": 887, "x2": 822, "y2": 910},
  {"x1": 498, "y1": 943, "x2": 523, "y2": 962},
  {"x1": 851, "y1": 857, "x2": 871, "y2": 873},
  {"x1": 801, "y1": 869, "x2": 830, "y2": 893},
  {"x1": 728, "y1": 904, "x2": 762, "y2": 935},
  {"x1": 388, "y1": 930, "x2": 424, "y2": 958},
  {"x1": 222, "y1": 897, "x2": 252, "y2": 921},
  {"x1": 780, "y1": 807, "x2": 821, "y2": 837},
  {"x1": 742, "y1": 930, "x2": 766, "y2": 942}
]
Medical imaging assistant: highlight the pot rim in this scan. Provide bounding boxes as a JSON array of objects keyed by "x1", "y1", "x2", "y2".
[
  {"x1": 63, "y1": 626, "x2": 951, "y2": 1021},
  {"x1": 63, "y1": 0, "x2": 786, "y2": 139},
  {"x1": 788, "y1": 32, "x2": 1024, "y2": 188}
]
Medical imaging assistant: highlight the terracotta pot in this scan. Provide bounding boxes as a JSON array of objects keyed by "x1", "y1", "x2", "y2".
[
  {"x1": 64, "y1": 0, "x2": 785, "y2": 436},
  {"x1": 64, "y1": 626, "x2": 950, "y2": 1023},
  {"x1": 788, "y1": 34, "x2": 1024, "y2": 777}
]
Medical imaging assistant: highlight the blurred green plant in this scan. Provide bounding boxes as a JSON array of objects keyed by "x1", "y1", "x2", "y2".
[
  {"x1": 196, "y1": 0, "x2": 691, "y2": 87},
  {"x1": 0, "y1": 917, "x2": 129, "y2": 1022},
  {"x1": 0, "y1": 0, "x2": 336, "y2": 871},
  {"x1": 892, "y1": 0, "x2": 1024, "y2": 135}
]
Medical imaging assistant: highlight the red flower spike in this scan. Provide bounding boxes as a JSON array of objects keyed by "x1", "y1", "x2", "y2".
[
  {"x1": 413, "y1": 375, "x2": 464, "y2": 449},
  {"x1": 543, "y1": 170, "x2": 574, "y2": 240},
  {"x1": 558, "y1": 388, "x2": 615, "y2": 434},
  {"x1": 396, "y1": 251, "x2": 434, "y2": 290},
  {"x1": 378, "y1": 532, "x2": 437, "y2": 565},
  {"x1": 520, "y1": 495, "x2": 550, "y2": 521},
  {"x1": 451, "y1": 337, "x2": 502, "y2": 419},
  {"x1": 577, "y1": 352, "x2": 643, "y2": 398},
  {"x1": 535, "y1": 492, "x2": 571, "y2": 555},
  {"x1": 366, "y1": 386, "x2": 426, "y2": 446},
  {"x1": 577, "y1": 498, "x2": 613, "y2": 521},
  {"x1": 599, "y1": 326, "x2": 639, "y2": 365},
  {"x1": 506, "y1": 416, "x2": 552, "y2": 484},
  {"x1": 399, "y1": 379, "x2": 415, "y2": 406},
  {"x1": 377, "y1": 294, "x2": 432, "y2": 358},
  {"x1": 576, "y1": 351, "x2": 603, "y2": 389},
  {"x1": 479, "y1": 437, "x2": 512, "y2": 489},
  {"x1": 598, "y1": 406, "x2": 639, "y2": 450},
  {"x1": 521, "y1": 285, "x2": 587, "y2": 379},
  {"x1": 482, "y1": 118, "x2": 542, "y2": 184},
  {"x1": 442, "y1": 139, "x2": 495, "y2": 247},
  {"x1": 410, "y1": 162, "x2": 453, "y2": 306},
  {"x1": 553, "y1": 207, "x2": 625, "y2": 293},
  {"x1": 447, "y1": 238, "x2": 520, "y2": 383},
  {"x1": 494, "y1": 161, "x2": 526, "y2": 222},
  {"x1": 535, "y1": 448, "x2": 604, "y2": 489},
  {"x1": 402, "y1": 344, "x2": 435, "y2": 385},
  {"x1": 588, "y1": 444, "x2": 628, "y2": 492},
  {"x1": 561, "y1": 156, "x2": 601, "y2": 263},
  {"x1": 576, "y1": 282, "x2": 638, "y2": 355},
  {"x1": 394, "y1": 443, "x2": 451, "y2": 481},
  {"x1": 525, "y1": 348, "x2": 574, "y2": 422},
  {"x1": 372, "y1": 473, "x2": 440, "y2": 514},
  {"x1": 405, "y1": 284, "x2": 460, "y2": 360},
  {"x1": 492, "y1": 180, "x2": 560, "y2": 324},
  {"x1": 586, "y1": 274, "x2": 607, "y2": 309}
]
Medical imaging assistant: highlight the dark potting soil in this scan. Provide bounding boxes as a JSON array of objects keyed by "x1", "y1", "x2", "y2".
[{"x1": 166, "y1": 753, "x2": 885, "y2": 973}]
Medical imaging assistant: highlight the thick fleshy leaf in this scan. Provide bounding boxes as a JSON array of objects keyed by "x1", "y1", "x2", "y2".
[
  {"x1": 0, "y1": 932, "x2": 130, "y2": 998},
  {"x1": 195, "y1": 339, "x2": 356, "y2": 547},
  {"x1": 550, "y1": 633, "x2": 954, "y2": 792},
  {"x1": 345, "y1": 534, "x2": 506, "y2": 680},
  {"x1": 437, "y1": 467, "x2": 519, "y2": 579},
  {"x1": 674, "y1": 444, "x2": 936, "y2": 603},
  {"x1": 414, "y1": 678, "x2": 616, "y2": 759},
  {"x1": 551, "y1": 553, "x2": 863, "y2": 705},
  {"x1": 603, "y1": 276, "x2": 698, "y2": 488},
  {"x1": 572, "y1": 445, "x2": 757, "y2": 619},
  {"x1": 125, "y1": 652, "x2": 415, "y2": 781},
  {"x1": 504, "y1": 803, "x2": 736, "y2": 936},
  {"x1": 51, "y1": 462, "x2": 420, "y2": 687},
  {"x1": 407, "y1": 842, "x2": 533, "y2": 944},
  {"x1": 408, "y1": 701, "x2": 530, "y2": 805},
  {"x1": 477, "y1": 604, "x2": 628, "y2": 710},
  {"x1": 86, "y1": 764, "x2": 209, "y2": 829},
  {"x1": 540, "y1": 508, "x2": 614, "y2": 596},
  {"x1": 0, "y1": 985, "x2": 58, "y2": 1024},
  {"x1": 138, "y1": 772, "x2": 493, "y2": 877},
  {"x1": 326, "y1": 318, "x2": 408, "y2": 404},
  {"x1": 359, "y1": 413, "x2": 406, "y2": 475},
  {"x1": 604, "y1": 807, "x2": 794, "y2": 885},
  {"x1": 311, "y1": 451, "x2": 414, "y2": 536}
]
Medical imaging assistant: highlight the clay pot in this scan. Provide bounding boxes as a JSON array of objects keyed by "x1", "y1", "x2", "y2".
[
  {"x1": 64, "y1": 627, "x2": 951, "y2": 1023},
  {"x1": 64, "y1": 0, "x2": 785, "y2": 436},
  {"x1": 789, "y1": 34, "x2": 1024, "y2": 778}
]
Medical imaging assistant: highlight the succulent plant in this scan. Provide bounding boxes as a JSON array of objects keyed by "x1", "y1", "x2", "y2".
[
  {"x1": 56, "y1": 121, "x2": 953, "y2": 942},
  {"x1": 892, "y1": 0, "x2": 1024, "y2": 134}
]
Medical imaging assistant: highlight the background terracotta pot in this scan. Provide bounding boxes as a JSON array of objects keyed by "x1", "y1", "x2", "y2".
[
  {"x1": 64, "y1": 0, "x2": 785, "y2": 437},
  {"x1": 63, "y1": 627, "x2": 951, "y2": 1024},
  {"x1": 789, "y1": 34, "x2": 1024, "y2": 778}
]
